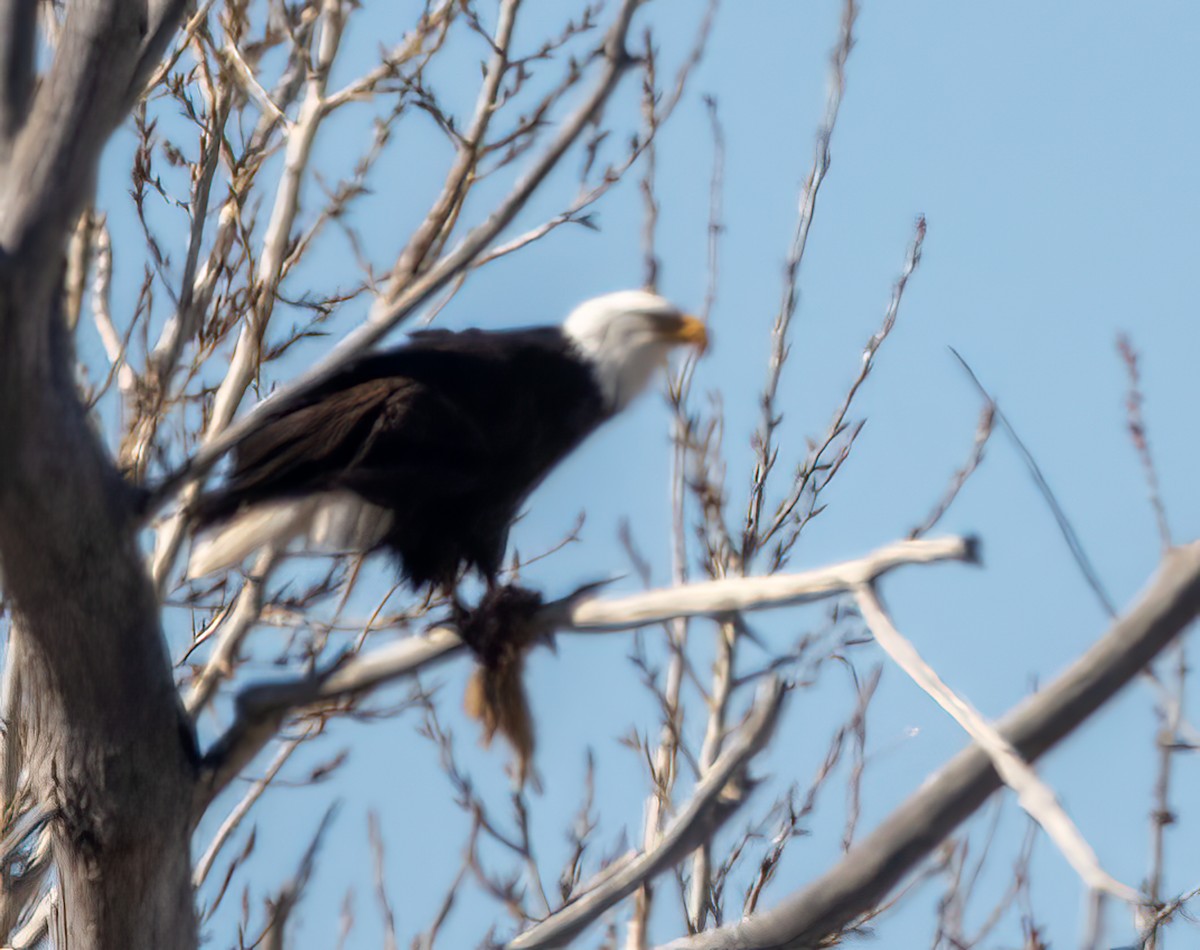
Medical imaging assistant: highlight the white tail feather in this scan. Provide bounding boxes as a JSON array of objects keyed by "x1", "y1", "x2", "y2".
[
  {"x1": 187, "y1": 493, "x2": 392, "y2": 578},
  {"x1": 187, "y1": 500, "x2": 315, "y2": 578},
  {"x1": 308, "y1": 492, "x2": 391, "y2": 553}
]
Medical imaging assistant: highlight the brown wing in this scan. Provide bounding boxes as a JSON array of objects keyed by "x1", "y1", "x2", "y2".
[
  {"x1": 230, "y1": 380, "x2": 396, "y2": 487},
  {"x1": 196, "y1": 376, "x2": 493, "y2": 524}
]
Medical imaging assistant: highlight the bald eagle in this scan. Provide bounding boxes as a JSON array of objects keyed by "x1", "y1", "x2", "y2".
[{"x1": 187, "y1": 291, "x2": 707, "y2": 586}]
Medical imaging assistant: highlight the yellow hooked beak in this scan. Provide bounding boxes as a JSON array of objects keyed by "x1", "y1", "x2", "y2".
[{"x1": 664, "y1": 314, "x2": 709, "y2": 354}]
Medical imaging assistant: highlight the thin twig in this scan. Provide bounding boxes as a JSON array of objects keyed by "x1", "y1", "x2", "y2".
[
  {"x1": 910, "y1": 403, "x2": 994, "y2": 539},
  {"x1": 744, "y1": 0, "x2": 858, "y2": 565},
  {"x1": 1117, "y1": 334, "x2": 1172, "y2": 552},
  {"x1": 506, "y1": 677, "x2": 788, "y2": 949},
  {"x1": 758, "y1": 214, "x2": 926, "y2": 566},
  {"x1": 368, "y1": 811, "x2": 399, "y2": 950},
  {"x1": 949, "y1": 347, "x2": 1117, "y2": 617},
  {"x1": 256, "y1": 803, "x2": 340, "y2": 950}
]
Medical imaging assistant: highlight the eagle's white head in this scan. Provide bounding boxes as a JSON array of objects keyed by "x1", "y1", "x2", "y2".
[{"x1": 562, "y1": 290, "x2": 708, "y2": 412}]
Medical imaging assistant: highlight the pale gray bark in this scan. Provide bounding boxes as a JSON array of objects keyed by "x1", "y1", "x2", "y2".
[{"x1": 0, "y1": 2, "x2": 193, "y2": 947}]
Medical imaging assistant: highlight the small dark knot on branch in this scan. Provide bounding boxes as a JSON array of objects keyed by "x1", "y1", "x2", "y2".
[{"x1": 604, "y1": 39, "x2": 640, "y2": 71}]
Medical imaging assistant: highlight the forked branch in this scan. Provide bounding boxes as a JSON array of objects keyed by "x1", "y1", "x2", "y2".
[{"x1": 657, "y1": 542, "x2": 1200, "y2": 950}]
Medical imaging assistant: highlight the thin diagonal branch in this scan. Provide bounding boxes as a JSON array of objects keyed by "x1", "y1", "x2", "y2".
[
  {"x1": 758, "y1": 214, "x2": 925, "y2": 562},
  {"x1": 853, "y1": 582, "x2": 1138, "y2": 904},
  {"x1": 506, "y1": 677, "x2": 788, "y2": 950},
  {"x1": 950, "y1": 347, "x2": 1117, "y2": 617},
  {"x1": 910, "y1": 403, "x2": 993, "y2": 539},
  {"x1": 658, "y1": 541, "x2": 1200, "y2": 950},
  {"x1": 256, "y1": 803, "x2": 339, "y2": 950},
  {"x1": 743, "y1": 0, "x2": 858, "y2": 564},
  {"x1": 392, "y1": 0, "x2": 522, "y2": 283}
]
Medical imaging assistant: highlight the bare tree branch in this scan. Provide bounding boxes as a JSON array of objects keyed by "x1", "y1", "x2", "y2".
[
  {"x1": 506, "y1": 677, "x2": 788, "y2": 950},
  {"x1": 657, "y1": 541, "x2": 1200, "y2": 950},
  {"x1": 393, "y1": 0, "x2": 523, "y2": 282},
  {"x1": 910, "y1": 403, "x2": 994, "y2": 539},
  {"x1": 743, "y1": 0, "x2": 858, "y2": 566},
  {"x1": 256, "y1": 803, "x2": 339, "y2": 950},
  {"x1": 853, "y1": 582, "x2": 1138, "y2": 904},
  {"x1": 147, "y1": 0, "x2": 646, "y2": 512},
  {"x1": 194, "y1": 537, "x2": 974, "y2": 814}
]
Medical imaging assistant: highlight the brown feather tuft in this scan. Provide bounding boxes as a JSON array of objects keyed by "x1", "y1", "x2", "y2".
[{"x1": 457, "y1": 585, "x2": 547, "y2": 788}]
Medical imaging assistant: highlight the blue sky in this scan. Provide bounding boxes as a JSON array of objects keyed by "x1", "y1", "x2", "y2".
[{"x1": 77, "y1": 0, "x2": 1200, "y2": 946}]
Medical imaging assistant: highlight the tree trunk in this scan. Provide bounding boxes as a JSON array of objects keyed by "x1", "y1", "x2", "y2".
[
  {"x1": 0, "y1": 251, "x2": 199, "y2": 950},
  {"x1": 0, "y1": 1, "x2": 196, "y2": 945}
]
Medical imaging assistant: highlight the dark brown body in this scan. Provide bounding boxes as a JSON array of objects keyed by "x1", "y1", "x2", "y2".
[{"x1": 195, "y1": 327, "x2": 609, "y2": 588}]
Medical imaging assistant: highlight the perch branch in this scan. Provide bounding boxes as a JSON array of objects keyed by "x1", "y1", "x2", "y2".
[{"x1": 194, "y1": 536, "x2": 975, "y2": 814}]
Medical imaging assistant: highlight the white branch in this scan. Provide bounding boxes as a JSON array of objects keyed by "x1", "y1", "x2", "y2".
[
  {"x1": 245, "y1": 536, "x2": 973, "y2": 711},
  {"x1": 184, "y1": 546, "x2": 279, "y2": 716},
  {"x1": 506, "y1": 677, "x2": 788, "y2": 950},
  {"x1": 853, "y1": 583, "x2": 1140, "y2": 905},
  {"x1": 567, "y1": 536, "x2": 975, "y2": 630},
  {"x1": 222, "y1": 41, "x2": 289, "y2": 129},
  {"x1": 196, "y1": 537, "x2": 975, "y2": 811},
  {"x1": 89, "y1": 219, "x2": 136, "y2": 399}
]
